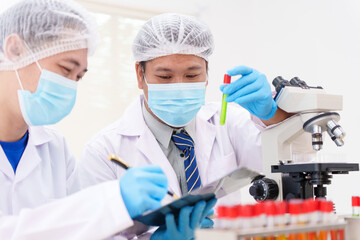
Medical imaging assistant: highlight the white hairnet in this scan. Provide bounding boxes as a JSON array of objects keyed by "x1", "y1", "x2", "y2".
[
  {"x1": 0, "y1": 0, "x2": 98, "y2": 71},
  {"x1": 132, "y1": 13, "x2": 214, "y2": 62}
]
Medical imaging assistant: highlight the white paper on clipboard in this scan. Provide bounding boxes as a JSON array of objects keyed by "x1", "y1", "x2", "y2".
[{"x1": 191, "y1": 167, "x2": 263, "y2": 198}]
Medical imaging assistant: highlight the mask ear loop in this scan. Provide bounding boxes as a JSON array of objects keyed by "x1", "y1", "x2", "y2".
[
  {"x1": 34, "y1": 60, "x2": 42, "y2": 71},
  {"x1": 141, "y1": 65, "x2": 149, "y2": 85},
  {"x1": 22, "y1": 41, "x2": 42, "y2": 71},
  {"x1": 14, "y1": 68, "x2": 24, "y2": 90},
  {"x1": 15, "y1": 41, "x2": 43, "y2": 91},
  {"x1": 141, "y1": 65, "x2": 150, "y2": 105}
]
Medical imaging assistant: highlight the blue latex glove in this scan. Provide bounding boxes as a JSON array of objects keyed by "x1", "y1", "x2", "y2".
[
  {"x1": 150, "y1": 198, "x2": 217, "y2": 240},
  {"x1": 220, "y1": 65, "x2": 277, "y2": 120},
  {"x1": 200, "y1": 208, "x2": 214, "y2": 229},
  {"x1": 120, "y1": 166, "x2": 168, "y2": 219},
  {"x1": 200, "y1": 217, "x2": 214, "y2": 229}
]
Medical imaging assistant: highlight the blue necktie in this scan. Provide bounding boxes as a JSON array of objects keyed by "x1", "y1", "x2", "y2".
[{"x1": 171, "y1": 130, "x2": 201, "y2": 193}]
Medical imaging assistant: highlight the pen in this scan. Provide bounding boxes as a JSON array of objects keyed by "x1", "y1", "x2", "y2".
[
  {"x1": 220, "y1": 74, "x2": 231, "y2": 125},
  {"x1": 109, "y1": 154, "x2": 179, "y2": 200}
]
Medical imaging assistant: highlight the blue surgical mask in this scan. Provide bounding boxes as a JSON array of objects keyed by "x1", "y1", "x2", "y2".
[
  {"x1": 15, "y1": 62, "x2": 78, "y2": 126},
  {"x1": 144, "y1": 76, "x2": 206, "y2": 127}
]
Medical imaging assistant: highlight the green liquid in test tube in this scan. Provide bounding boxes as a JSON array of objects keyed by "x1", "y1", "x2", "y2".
[{"x1": 220, "y1": 74, "x2": 231, "y2": 125}]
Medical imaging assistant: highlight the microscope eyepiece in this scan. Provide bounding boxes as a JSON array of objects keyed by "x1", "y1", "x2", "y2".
[
  {"x1": 290, "y1": 77, "x2": 310, "y2": 89},
  {"x1": 272, "y1": 76, "x2": 291, "y2": 93},
  {"x1": 289, "y1": 77, "x2": 301, "y2": 86}
]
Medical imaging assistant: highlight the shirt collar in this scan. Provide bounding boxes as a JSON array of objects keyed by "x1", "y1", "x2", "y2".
[{"x1": 142, "y1": 100, "x2": 196, "y2": 149}]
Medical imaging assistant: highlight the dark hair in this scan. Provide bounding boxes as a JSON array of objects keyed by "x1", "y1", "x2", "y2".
[{"x1": 140, "y1": 61, "x2": 146, "y2": 73}]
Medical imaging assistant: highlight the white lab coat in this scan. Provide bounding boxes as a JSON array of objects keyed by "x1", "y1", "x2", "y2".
[
  {"x1": 0, "y1": 126, "x2": 133, "y2": 239},
  {"x1": 0, "y1": 181, "x2": 133, "y2": 240},
  {"x1": 0, "y1": 126, "x2": 77, "y2": 215},
  {"x1": 78, "y1": 95, "x2": 263, "y2": 238}
]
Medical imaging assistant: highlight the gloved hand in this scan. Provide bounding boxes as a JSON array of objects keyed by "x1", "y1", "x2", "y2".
[
  {"x1": 220, "y1": 65, "x2": 277, "y2": 120},
  {"x1": 200, "y1": 217, "x2": 214, "y2": 229},
  {"x1": 120, "y1": 166, "x2": 168, "y2": 219},
  {"x1": 150, "y1": 198, "x2": 217, "y2": 240},
  {"x1": 200, "y1": 208, "x2": 214, "y2": 229}
]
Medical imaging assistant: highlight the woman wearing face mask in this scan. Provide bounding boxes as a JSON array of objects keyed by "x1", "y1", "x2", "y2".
[{"x1": 0, "y1": 1, "x2": 170, "y2": 239}]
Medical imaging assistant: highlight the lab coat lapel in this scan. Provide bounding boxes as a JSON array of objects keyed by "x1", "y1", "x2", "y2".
[
  {"x1": 136, "y1": 129, "x2": 181, "y2": 197},
  {"x1": 0, "y1": 146, "x2": 15, "y2": 179},
  {"x1": 195, "y1": 104, "x2": 217, "y2": 185},
  {"x1": 118, "y1": 95, "x2": 182, "y2": 197},
  {"x1": 15, "y1": 127, "x2": 51, "y2": 183},
  {"x1": 15, "y1": 142, "x2": 42, "y2": 183}
]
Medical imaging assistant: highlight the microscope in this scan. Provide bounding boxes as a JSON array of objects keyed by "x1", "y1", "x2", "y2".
[{"x1": 249, "y1": 77, "x2": 359, "y2": 201}]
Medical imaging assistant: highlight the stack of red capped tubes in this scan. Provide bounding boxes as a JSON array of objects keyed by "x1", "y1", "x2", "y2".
[{"x1": 216, "y1": 199, "x2": 344, "y2": 240}]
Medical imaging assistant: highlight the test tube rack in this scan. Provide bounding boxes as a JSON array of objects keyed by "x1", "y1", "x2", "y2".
[{"x1": 196, "y1": 220, "x2": 347, "y2": 240}]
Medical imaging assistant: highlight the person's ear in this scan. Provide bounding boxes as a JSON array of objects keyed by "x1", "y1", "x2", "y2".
[
  {"x1": 135, "y1": 62, "x2": 144, "y2": 89},
  {"x1": 3, "y1": 34, "x2": 25, "y2": 62}
]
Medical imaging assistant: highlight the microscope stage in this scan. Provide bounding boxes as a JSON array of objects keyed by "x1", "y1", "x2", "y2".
[{"x1": 272, "y1": 162, "x2": 359, "y2": 174}]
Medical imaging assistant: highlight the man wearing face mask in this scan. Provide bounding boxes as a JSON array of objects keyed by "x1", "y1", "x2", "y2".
[
  {"x1": 0, "y1": 1, "x2": 173, "y2": 239},
  {"x1": 78, "y1": 13, "x2": 292, "y2": 239}
]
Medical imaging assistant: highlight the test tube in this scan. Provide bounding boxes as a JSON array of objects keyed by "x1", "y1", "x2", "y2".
[
  {"x1": 303, "y1": 199, "x2": 319, "y2": 240},
  {"x1": 234, "y1": 205, "x2": 242, "y2": 229},
  {"x1": 319, "y1": 200, "x2": 335, "y2": 240},
  {"x1": 216, "y1": 206, "x2": 227, "y2": 229},
  {"x1": 220, "y1": 74, "x2": 231, "y2": 125},
  {"x1": 325, "y1": 201, "x2": 340, "y2": 240},
  {"x1": 274, "y1": 201, "x2": 288, "y2": 240},
  {"x1": 255, "y1": 202, "x2": 266, "y2": 228},
  {"x1": 242, "y1": 204, "x2": 254, "y2": 240},
  {"x1": 288, "y1": 199, "x2": 308, "y2": 240},
  {"x1": 264, "y1": 201, "x2": 276, "y2": 240},
  {"x1": 226, "y1": 205, "x2": 238, "y2": 229},
  {"x1": 352, "y1": 196, "x2": 360, "y2": 217},
  {"x1": 297, "y1": 202, "x2": 309, "y2": 240},
  {"x1": 338, "y1": 229, "x2": 345, "y2": 240},
  {"x1": 254, "y1": 203, "x2": 266, "y2": 240}
]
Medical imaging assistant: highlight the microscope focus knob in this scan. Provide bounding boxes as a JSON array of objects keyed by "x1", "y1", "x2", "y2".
[{"x1": 249, "y1": 178, "x2": 279, "y2": 201}]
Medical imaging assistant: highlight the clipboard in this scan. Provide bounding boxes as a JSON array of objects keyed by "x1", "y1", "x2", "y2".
[
  {"x1": 134, "y1": 193, "x2": 216, "y2": 226},
  {"x1": 134, "y1": 167, "x2": 262, "y2": 226}
]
